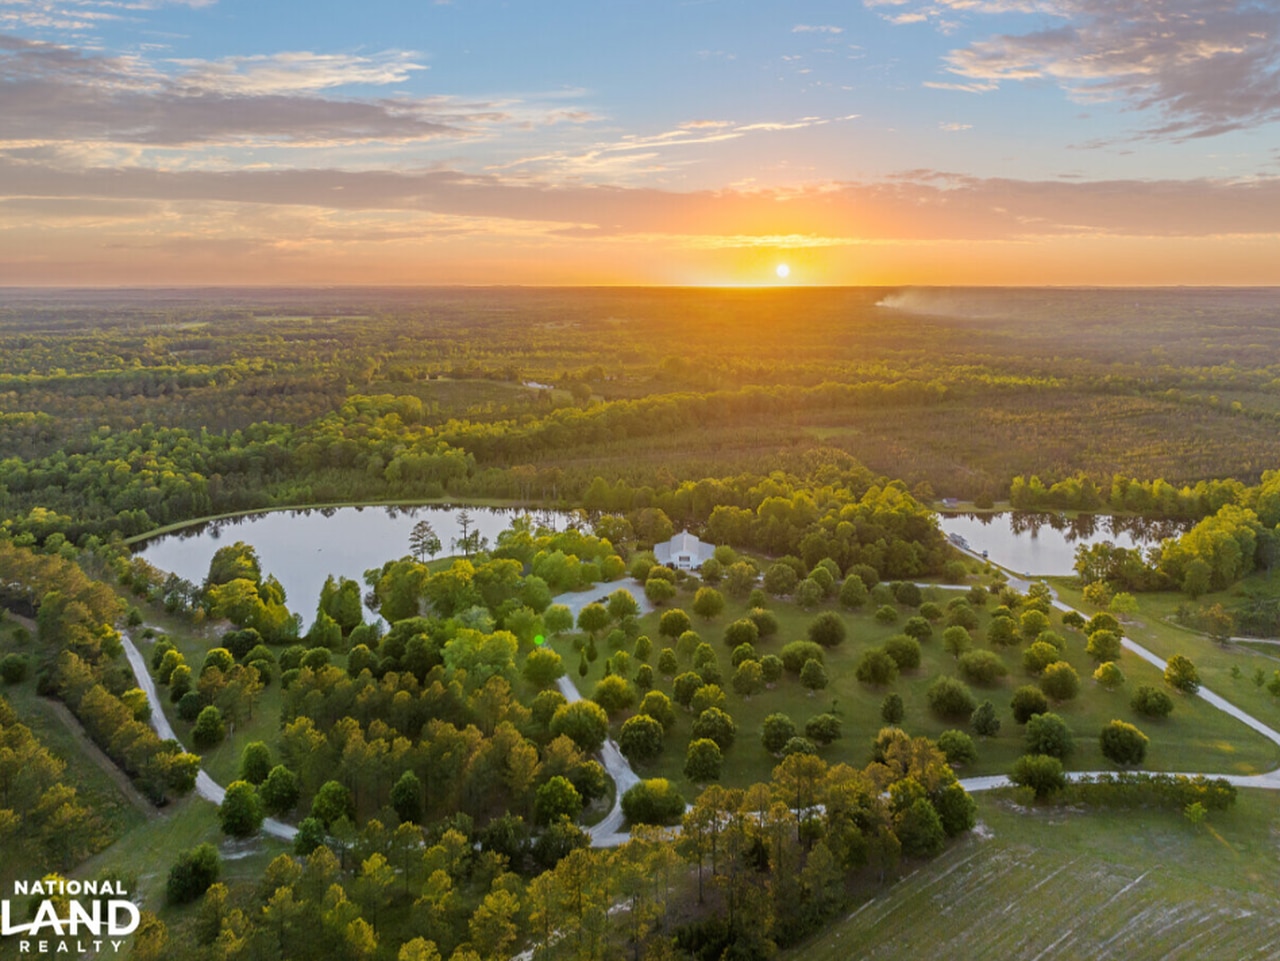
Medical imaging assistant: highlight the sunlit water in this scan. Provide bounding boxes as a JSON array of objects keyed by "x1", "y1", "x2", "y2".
[{"x1": 136, "y1": 505, "x2": 575, "y2": 627}]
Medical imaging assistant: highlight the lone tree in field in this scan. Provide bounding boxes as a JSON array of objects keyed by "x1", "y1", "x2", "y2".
[
  {"x1": 1164, "y1": 654, "x2": 1201, "y2": 694},
  {"x1": 808, "y1": 611, "x2": 847, "y2": 648},
  {"x1": 219, "y1": 781, "x2": 264, "y2": 838},
  {"x1": 692, "y1": 587, "x2": 725, "y2": 621},
  {"x1": 801, "y1": 658, "x2": 829, "y2": 695},
  {"x1": 1100, "y1": 719, "x2": 1149, "y2": 766}
]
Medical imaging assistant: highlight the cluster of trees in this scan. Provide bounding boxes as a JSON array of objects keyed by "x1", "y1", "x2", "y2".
[
  {"x1": 150, "y1": 740, "x2": 973, "y2": 961},
  {"x1": 1010, "y1": 472, "x2": 1250, "y2": 519},
  {"x1": 0, "y1": 539, "x2": 199, "y2": 802},
  {"x1": 0, "y1": 695, "x2": 112, "y2": 869},
  {"x1": 1075, "y1": 501, "x2": 1279, "y2": 597}
]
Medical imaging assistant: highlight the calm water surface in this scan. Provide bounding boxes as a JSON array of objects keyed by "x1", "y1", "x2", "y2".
[
  {"x1": 936, "y1": 512, "x2": 1187, "y2": 577},
  {"x1": 136, "y1": 505, "x2": 574, "y2": 627}
]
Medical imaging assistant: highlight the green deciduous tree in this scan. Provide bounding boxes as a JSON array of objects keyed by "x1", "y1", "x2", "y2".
[{"x1": 1100, "y1": 720, "x2": 1149, "y2": 766}]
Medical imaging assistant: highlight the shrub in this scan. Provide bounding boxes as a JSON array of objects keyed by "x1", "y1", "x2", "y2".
[
  {"x1": 1164, "y1": 654, "x2": 1201, "y2": 694},
  {"x1": 780, "y1": 641, "x2": 824, "y2": 674},
  {"x1": 619, "y1": 714, "x2": 666, "y2": 762},
  {"x1": 684, "y1": 739, "x2": 723, "y2": 782},
  {"x1": 1086, "y1": 629, "x2": 1122, "y2": 663},
  {"x1": 535, "y1": 776, "x2": 583, "y2": 824},
  {"x1": 730, "y1": 643, "x2": 757, "y2": 668},
  {"x1": 691, "y1": 683, "x2": 727, "y2": 715},
  {"x1": 855, "y1": 649, "x2": 898, "y2": 687},
  {"x1": 874, "y1": 605, "x2": 899, "y2": 624},
  {"x1": 310, "y1": 780, "x2": 355, "y2": 827},
  {"x1": 800, "y1": 659, "x2": 830, "y2": 694},
  {"x1": 260, "y1": 765, "x2": 301, "y2": 817},
  {"x1": 762, "y1": 713, "x2": 798, "y2": 753},
  {"x1": 927, "y1": 676, "x2": 977, "y2": 719},
  {"x1": 1040, "y1": 662, "x2": 1081, "y2": 702},
  {"x1": 1010, "y1": 686, "x2": 1049, "y2": 724},
  {"x1": 672, "y1": 672, "x2": 703, "y2": 708},
  {"x1": 692, "y1": 707, "x2": 737, "y2": 750},
  {"x1": 942, "y1": 625, "x2": 972, "y2": 658},
  {"x1": 722, "y1": 618, "x2": 759, "y2": 649},
  {"x1": 804, "y1": 713, "x2": 843, "y2": 745},
  {"x1": 166, "y1": 844, "x2": 220, "y2": 905},
  {"x1": 239, "y1": 741, "x2": 272, "y2": 785},
  {"x1": 1131, "y1": 685, "x2": 1174, "y2": 719},
  {"x1": 1010, "y1": 754, "x2": 1066, "y2": 800},
  {"x1": 747, "y1": 608, "x2": 779, "y2": 638},
  {"x1": 192, "y1": 706, "x2": 225, "y2": 748},
  {"x1": 0, "y1": 654, "x2": 27, "y2": 684},
  {"x1": 1025, "y1": 712, "x2": 1074, "y2": 758},
  {"x1": 621, "y1": 779, "x2": 686, "y2": 826},
  {"x1": 638, "y1": 690, "x2": 677, "y2": 730},
  {"x1": 550, "y1": 700, "x2": 610, "y2": 751},
  {"x1": 839, "y1": 576, "x2": 869, "y2": 609},
  {"x1": 881, "y1": 692, "x2": 905, "y2": 724},
  {"x1": 1093, "y1": 661, "x2": 1125, "y2": 689},
  {"x1": 937, "y1": 729, "x2": 977, "y2": 766},
  {"x1": 732, "y1": 660, "x2": 764, "y2": 697},
  {"x1": 983, "y1": 616, "x2": 1015, "y2": 648},
  {"x1": 958, "y1": 650, "x2": 1008, "y2": 686},
  {"x1": 692, "y1": 588, "x2": 725, "y2": 620},
  {"x1": 893, "y1": 582, "x2": 922, "y2": 607},
  {"x1": 884, "y1": 634, "x2": 922, "y2": 671},
  {"x1": 795, "y1": 579, "x2": 823, "y2": 610},
  {"x1": 808, "y1": 611, "x2": 847, "y2": 648},
  {"x1": 971, "y1": 700, "x2": 1000, "y2": 737},
  {"x1": 218, "y1": 781, "x2": 264, "y2": 838},
  {"x1": 782, "y1": 736, "x2": 818, "y2": 756},
  {"x1": 760, "y1": 654, "x2": 783, "y2": 685},
  {"x1": 177, "y1": 691, "x2": 203, "y2": 722},
  {"x1": 1100, "y1": 720, "x2": 1149, "y2": 766},
  {"x1": 1022, "y1": 642, "x2": 1061, "y2": 675},
  {"x1": 902, "y1": 616, "x2": 933, "y2": 643},
  {"x1": 591, "y1": 675, "x2": 635, "y2": 715}
]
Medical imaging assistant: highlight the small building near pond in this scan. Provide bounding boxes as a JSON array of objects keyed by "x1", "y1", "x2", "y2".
[{"x1": 654, "y1": 530, "x2": 716, "y2": 571}]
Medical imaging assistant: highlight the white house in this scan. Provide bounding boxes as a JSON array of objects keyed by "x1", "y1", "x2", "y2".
[{"x1": 653, "y1": 530, "x2": 716, "y2": 571}]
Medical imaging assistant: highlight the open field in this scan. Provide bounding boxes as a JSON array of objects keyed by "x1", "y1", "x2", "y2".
[{"x1": 790, "y1": 789, "x2": 1280, "y2": 961}]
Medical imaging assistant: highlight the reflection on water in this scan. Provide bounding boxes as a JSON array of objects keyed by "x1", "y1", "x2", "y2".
[
  {"x1": 136, "y1": 504, "x2": 576, "y2": 628},
  {"x1": 937, "y1": 511, "x2": 1188, "y2": 577}
]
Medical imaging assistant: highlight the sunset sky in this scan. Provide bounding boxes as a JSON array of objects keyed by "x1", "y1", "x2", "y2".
[{"x1": 3, "y1": 0, "x2": 1280, "y2": 285}]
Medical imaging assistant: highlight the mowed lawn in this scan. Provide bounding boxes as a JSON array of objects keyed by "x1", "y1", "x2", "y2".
[
  {"x1": 1052, "y1": 575, "x2": 1280, "y2": 736},
  {"x1": 790, "y1": 789, "x2": 1280, "y2": 961},
  {"x1": 553, "y1": 582, "x2": 1280, "y2": 799}
]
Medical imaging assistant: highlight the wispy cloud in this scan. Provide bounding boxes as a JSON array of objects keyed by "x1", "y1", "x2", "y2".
[
  {"x1": 792, "y1": 24, "x2": 844, "y2": 34},
  {"x1": 0, "y1": 34, "x2": 513, "y2": 147},
  {"x1": 876, "y1": 0, "x2": 1280, "y2": 140},
  {"x1": 168, "y1": 50, "x2": 427, "y2": 95}
]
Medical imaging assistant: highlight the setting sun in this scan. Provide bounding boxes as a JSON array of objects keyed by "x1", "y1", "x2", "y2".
[{"x1": 776, "y1": 264, "x2": 790, "y2": 279}]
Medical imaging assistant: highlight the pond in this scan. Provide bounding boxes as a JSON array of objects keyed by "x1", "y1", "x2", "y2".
[
  {"x1": 135, "y1": 505, "x2": 576, "y2": 627},
  {"x1": 936, "y1": 512, "x2": 1188, "y2": 577}
]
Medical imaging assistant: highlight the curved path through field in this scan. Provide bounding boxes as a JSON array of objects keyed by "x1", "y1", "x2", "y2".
[{"x1": 120, "y1": 631, "x2": 298, "y2": 841}]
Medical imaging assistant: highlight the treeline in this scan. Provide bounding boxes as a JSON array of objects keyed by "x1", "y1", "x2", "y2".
[
  {"x1": 1010, "y1": 472, "x2": 1253, "y2": 520},
  {"x1": 1075, "y1": 496, "x2": 1280, "y2": 599},
  {"x1": 0, "y1": 539, "x2": 200, "y2": 802},
  {"x1": 0, "y1": 695, "x2": 112, "y2": 870}
]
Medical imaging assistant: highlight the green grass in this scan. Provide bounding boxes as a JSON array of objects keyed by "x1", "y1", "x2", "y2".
[
  {"x1": 553, "y1": 585, "x2": 1280, "y2": 801},
  {"x1": 0, "y1": 623, "x2": 150, "y2": 884},
  {"x1": 77, "y1": 792, "x2": 291, "y2": 912},
  {"x1": 788, "y1": 788, "x2": 1280, "y2": 961},
  {"x1": 1052, "y1": 577, "x2": 1280, "y2": 737}
]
